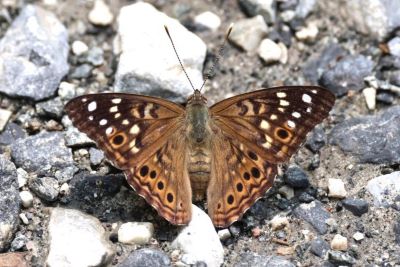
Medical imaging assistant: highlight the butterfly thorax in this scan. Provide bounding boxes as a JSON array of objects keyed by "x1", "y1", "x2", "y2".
[{"x1": 186, "y1": 90, "x2": 212, "y2": 201}]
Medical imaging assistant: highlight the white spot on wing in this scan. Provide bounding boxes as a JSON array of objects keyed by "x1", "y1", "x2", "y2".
[
  {"x1": 122, "y1": 119, "x2": 129, "y2": 125},
  {"x1": 112, "y1": 98, "x2": 122, "y2": 104},
  {"x1": 292, "y1": 112, "x2": 301, "y2": 118},
  {"x1": 302, "y1": 94, "x2": 312, "y2": 103},
  {"x1": 99, "y1": 119, "x2": 107, "y2": 125},
  {"x1": 106, "y1": 127, "x2": 113, "y2": 135},
  {"x1": 277, "y1": 92, "x2": 287, "y2": 98},
  {"x1": 81, "y1": 98, "x2": 87, "y2": 103},
  {"x1": 270, "y1": 114, "x2": 277, "y2": 120},
  {"x1": 114, "y1": 113, "x2": 121, "y2": 119},
  {"x1": 311, "y1": 89, "x2": 317, "y2": 94},
  {"x1": 88, "y1": 101, "x2": 97, "y2": 111},
  {"x1": 306, "y1": 107, "x2": 312, "y2": 113},
  {"x1": 130, "y1": 124, "x2": 140, "y2": 135},
  {"x1": 280, "y1": 100, "x2": 290, "y2": 106},
  {"x1": 88, "y1": 116, "x2": 93, "y2": 121},
  {"x1": 260, "y1": 120, "x2": 270, "y2": 130},
  {"x1": 278, "y1": 107, "x2": 285, "y2": 112},
  {"x1": 110, "y1": 106, "x2": 118, "y2": 113},
  {"x1": 287, "y1": 120, "x2": 296, "y2": 128}
]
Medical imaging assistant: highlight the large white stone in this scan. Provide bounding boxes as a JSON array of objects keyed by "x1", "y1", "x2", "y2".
[
  {"x1": 367, "y1": 171, "x2": 400, "y2": 207},
  {"x1": 46, "y1": 208, "x2": 114, "y2": 267},
  {"x1": 88, "y1": 0, "x2": 114, "y2": 26},
  {"x1": 328, "y1": 178, "x2": 347, "y2": 199},
  {"x1": 172, "y1": 205, "x2": 224, "y2": 267},
  {"x1": 118, "y1": 222, "x2": 154, "y2": 245},
  {"x1": 114, "y1": 2, "x2": 206, "y2": 102}
]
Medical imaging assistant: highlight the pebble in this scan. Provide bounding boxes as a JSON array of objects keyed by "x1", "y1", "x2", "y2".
[
  {"x1": 0, "y1": 155, "x2": 21, "y2": 251},
  {"x1": 284, "y1": 165, "x2": 310, "y2": 189},
  {"x1": 119, "y1": 248, "x2": 171, "y2": 267},
  {"x1": 229, "y1": 15, "x2": 268, "y2": 52},
  {"x1": 29, "y1": 177, "x2": 59, "y2": 202},
  {"x1": 72, "y1": 40, "x2": 89, "y2": 56},
  {"x1": 0, "y1": 5, "x2": 69, "y2": 101},
  {"x1": 89, "y1": 147, "x2": 105, "y2": 165},
  {"x1": 234, "y1": 253, "x2": 295, "y2": 267},
  {"x1": 270, "y1": 215, "x2": 289, "y2": 231},
  {"x1": 19, "y1": 213, "x2": 29, "y2": 225},
  {"x1": 305, "y1": 126, "x2": 327, "y2": 153},
  {"x1": 362, "y1": 87, "x2": 376, "y2": 110},
  {"x1": 0, "y1": 123, "x2": 27, "y2": 146},
  {"x1": 172, "y1": 205, "x2": 224, "y2": 267},
  {"x1": 310, "y1": 236, "x2": 329, "y2": 258},
  {"x1": 46, "y1": 208, "x2": 114, "y2": 267},
  {"x1": 217, "y1": 229, "x2": 231, "y2": 241},
  {"x1": 278, "y1": 185, "x2": 294, "y2": 199},
  {"x1": 238, "y1": 0, "x2": 276, "y2": 24},
  {"x1": 194, "y1": 11, "x2": 221, "y2": 31},
  {"x1": 367, "y1": 171, "x2": 400, "y2": 207},
  {"x1": 0, "y1": 252, "x2": 29, "y2": 267},
  {"x1": 17, "y1": 168, "x2": 28, "y2": 188},
  {"x1": 331, "y1": 234, "x2": 348, "y2": 251},
  {"x1": 88, "y1": 0, "x2": 114, "y2": 26},
  {"x1": 394, "y1": 220, "x2": 400, "y2": 244},
  {"x1": 19, "y1": 191, "x2": 33, "y2": 208},
  {"x1": 294, "y1": 200, "x2": 331, "y2": 234},
  {"x1": 69, "y1": 64, "x2": 93, "y2": 79},
  {"x1": 328, "y1": 178, "x2": 347, "y2": 199},
  {"x1": 320, "y1": 54, "x2": 374, "y2": 96},
  {"x1": 86, "y1": 47, "x2": 104, "y2": 66},
  {"x1": 10, "y1": 232, "x2": 28, "y2": 251},
  {"x1": 342, "y1": 198, "x2": 369, "y2": 216},
  {"x1": 353, "y1": 232, "x2": 364, "y2": 241},
  {"x1": 114, "y1": 2, "x2": 206, "y2": 102},
  {"x1": 388, "y1": 36, "x2": 400, "y2": 57},
  {"x1": 329, "y1": 106, "x2": 400, "y2": 164},
  {"x1": 295, "y1": 22, "x2": 318, "y2": 42},
  {"x1": 64, "y1": 126, "x2": 96, "y2": 147},
  {"x1": 118, "y1": 222, "x2": 154, "y2": 245},
  {"x1": 328, "y1": 250, "x2": 356, "y2": 266},
  {"x1": 36, "y1": 97, "x2": 64, "y2": 118},
  {"x1": 257, "y1": 39, "x2": 283, "y2": 64},
  {"x1": 295, "y1": 0, "x2": 317, "y2": 18},
  {"x1": 58, "y1": 81, "x2": 76, "y2": 100},
  {"x1": 59, "y1": 183, "x2": 70, "y2": 195},
  {"x1": 0, "y1": 108, "x2": 12, "y2": 131}
]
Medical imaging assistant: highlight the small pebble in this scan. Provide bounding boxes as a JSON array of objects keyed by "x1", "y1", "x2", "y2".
[
  {"x1": 118, "y1": 222, "x2": 154, "y2": 245},
  {"x1": 72, "y1": 40, "x2": 89, "y2": 56},
  {"x1": 251, "y1": 226, "x2": 262, "y2": 238},
  {"x1": 388, "y1": 36, "x2": 400, "y2": 57},
  {"x1": 276, "y1": 246, "x2": 294, "y2": 255},
  {"x1": 88, "y1": 0, "x2": 114, "y2": 26},
  {"x1": 331, "y1": 234, "x2": 348, "y2": 251},
  {"x1": 295, "y1": 22, "x2": 318, "y2": 42},
  {"x1": 19, "y1": 191, "x2": 34, "y2": 208},
  {"x1": 17, "y1": 168, "x2": 28, "y2": 188},
  {"x1": 58, "y1": 82, "x2": 76, "y2": 100},
  {"x1": 270, "y1": 215, "x2": 289, "y2": 231},
  {"x1": 278, "y1": 185, "x2": 294, "y2": 199},
  {"x1": 353, "y1": 232, "x2": 364, "y2": 241},
  {"x1": 59, "y1": 183, "x2": 70, "y2": 195},
  {"x1": 362, "y1": 87, "x2": 376, "y2": 110},
  {"x1": 217, "y1": 229, "x2": 231, "y2": 241},
  {"x1": 342, "y1": 198, "x2": 369, "y2": 216},
  {"x1": 0, "y1": 108, "x2": 12, "y2": 131},
  {"x1": 19, "y1": 213, "x2": 29, "y2": 225},
  {"x1": 328, "y1": 178, "x2": 347, "y2": 199},
  {"x1": 229, "y1": 15, "x2": 268, "y2": 52},
  {"x1": 258, "y1": 39, "x2": 283, "y2": 64},
  {"x1": 194, "y1": 11, "x2": 221, "y2": 31}
]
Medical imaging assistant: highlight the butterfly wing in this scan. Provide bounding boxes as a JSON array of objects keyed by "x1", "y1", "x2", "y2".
[
  {"x1": 65, "y1": 93, "x2": 192, "y2": 224},
  {"x1": 208, "y1": 86, "x2": 335, "y2": 227}
]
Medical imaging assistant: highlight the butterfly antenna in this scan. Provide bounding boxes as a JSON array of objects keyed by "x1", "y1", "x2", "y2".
[
  {"x1": 164, "y1": 25, "x2": 196, "y2": 91},
  {"x1": 199, "y1": 23, "x2": 233, "y2": 92}
]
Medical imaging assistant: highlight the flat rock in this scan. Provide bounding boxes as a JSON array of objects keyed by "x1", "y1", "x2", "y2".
[
  {"x1": 342, "y1": 198, "x2": 369, "y2": 216},
  {"x1": 284, "y1": 165, "x2": 310, "y2": 189},
  {"x1": 0, "y1": 252, "x2": 29, "y2": 267},
  {"x1": 0, "y1": 5, "x2": 69, "y2": 101},
  {"x1": 234, "y1": 253, "x2": 295, "y2": 267},
  {"x1": 29, "y1": 177, "x2": 59, "y2": 202},
  {"x1": 0, "y1": 123, "x2": 27, "y2": 146},
  {"x1": 118, "y1": 248, "x2": 171, "y2": 267},
  {"x1": 310, "y1": 236, "x2": 329, "y2": 258},
  {"x1": 118, "y1": 222, "x2": 154, "y2": 245},
  {"x1": 328, "y1": 250, "x2": 356, "y2": 266},
  {"x1": 293, "y1": 200, "x2": 331, "y2": 234},
  {"x1": 11, "y1": 132, "x2": 76, "y2": 183},
  {"x1": 327, "y1": 178, "x2": 347, "y2": 199},
  {"x1": 89, "y1": 147, "x2": 104, "y2": 165},
  {"x1": 0, "y1": 155, "x2": 20, "y2": 252},
  {"x1": 0, "y1": 108, "x2": 12, "y2": 131},
  {"x1": 305, "y1": 125, "x2": 327, "y2": 152},
  {"x1": 319, "y1": 55, "x2": 374, "y2": 96},
  {"x1": 229, "y1": 15, "x2": 268, "y2": 52},
  {"x1": 329, "y1": 106, "x2": 400, "y2": 164},
  {"x1": 366, "y1": 171, "x2": 400, "y2": 208},
  {"x1": 172, "y1": 205, "x2": 223, "y2": 267},
  {"x1": 46, "y1": 208, "x2": 114, "y2": 267},
  {"x1": 36, "y1": 97, "x2": 64, "y2": 119},
  {"x1": 114, "y1": 2, "x2": 206, "y2": 102}
]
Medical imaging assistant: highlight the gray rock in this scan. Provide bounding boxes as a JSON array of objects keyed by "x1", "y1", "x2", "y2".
[
  {"x1": 0, "y1": 155, "x2": 20, "y2": 252},
  {"x1": 388, "y1": 36, "x2": 400, "y2": 57},
  {"x1": 229, "y1": 15, "x2": 268, "y2": 52},
  {"x1": 36, "y1": 97, "x2": 64, "y2": 118},
  {"x1": 11, "y1": 132, "x2": 75, "y2": 181},
  {"x1": 320, "y1": 55, "x2": 374, "y2": 96},
  {"x1": 310, "y1": 236, "x2": 329, "y2": 258},
  {"x1": 64, "y1": 126, "x2": 96, "y2": 147},
  {"x1": 0, "y1": 5, "x2": 69, "y2": 101},
  {"x1": 328, "y1": 250, "x2": 356, "y2": 266},
  {"x1": 29, "y1": 177, "x2": 59, "y2": 202},
  {"x1": 342, "y1": 198, "x2": 369, "y2": 216},
  {"x1": 238, "y1": 0, "x2": 276, "y2": 24},
  {"x1": 234, "y1": 253, "x2": 295, "y2": 267},
  {"x1": 10, "y1": 232, "x2": 28, "y2": 251},
  {"x1": 305, "y1": 125, "x2": 326, "y2": 153},
  {"x1": 46, "y1": 208, "x2": 114, "y2": 267},
  {"x1": 114, "y1": 2, "x2": 206, "y2": 102},
  {"x1": 85, "y1": 47, "x2": 104, "y2": 66},
  {"x1": 294, "y1": 200, "x2": 331, "y2": 234},
  {"x1": 394, "y1": 219, "x2": 400, "y2": 244},
  {"x1": 329, "y1": 106, "x2": 400, "y2": 164},
  {"x1": 69, "y1": 64, "x2": 93, "y2": 79},
  {"x1": 366, "y1": 171, "x2": 400, "y2": 208},
  {"x1": 0, "y1": 123, "x2": 27, "y2": 146},
  {"x1": 89, "y1": 147, "x2": 104, "y2": 165},
  {"x1": 295, "y1": 0, "x2": 317, "y2": 18},
  {"x1": 119, "y1": 248, "x2": 171, "y2": 267},
  {"x1": 0, "y1": 108, "x2": 12, "y2": 132},
  {"x1": 284, "y1": 165, "x2": 310, "y2": 189}
]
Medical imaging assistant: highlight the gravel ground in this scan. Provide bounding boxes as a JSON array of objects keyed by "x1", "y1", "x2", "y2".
[{"x1": 0, "y1": 0, "x2": 399, "y2": 266}]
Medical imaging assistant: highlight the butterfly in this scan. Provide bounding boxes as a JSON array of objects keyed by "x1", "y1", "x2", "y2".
[{"x1": 65, "y1": 86, "x2": 335, "y2": 228}]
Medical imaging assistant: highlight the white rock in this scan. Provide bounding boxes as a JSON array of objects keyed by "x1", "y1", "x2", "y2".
[
  {"x1": 72, "y1": 40, "x2": 89, "y2": 56},
  {"x1": 278, "y1": 185, "x2": 294, "y2": 199},
  {"x1": 114, "y1": 2, "x2": 206, "y2": 102},
  {"x1": 172, "y1": 205, "x2": 224, "y2": 267},
  {"x1": 118, "y1": 222, "x2": 154, "y2": 245},
  {"x1": 295, "y1": 23, "x2": 319, "y2": 42},
  {"x1": 362, "y1": 87, "x2": 376, "y2": 110},
  {"x1": 353, "y1": 232, "x2": 364, "y2": 241},
  {"x1": 43, "y1": 0, "x2": 57, "y2": 6},
  {"x1": 59, "y1": 183, "x2": 70, "y2": 195},
  {"x1": 281, "y1": 10, "x2": 296, "y2": 22},
  {"x1": 19, "y1": 191, "x2": 33, "y2": 208},
  {"x1": 17, "y1": 168, "x2": 28, "y2": 188},
  {"x1": 217, "y1": 229, "x2": 231, "y2": 241},
  {"x1": 328, "y1": 178, "x2": 347, "y2": 199},
  {"x1": 331, "y1": 234, "x2": 348, "y2": 251},
  {"x1": 367, "y1": 171, "x2": 400, "y2": 207},
  {"x1": 258, "y1": 39, "x2": 282, "y2": 64},
  {"x1": 19, "y1": 213, "x2": 29, "y2": 225},
  {"x1": 229, "y1": 15, "x2": 268, "y2": 52},
  {"x1": 88, "y1": 0, "x2": 114, "y2": 26},
  {"x1": 269, "y1": 215, "x2": 289, "y2": 231},
  {"x1": 278, "y1": 42, "x2": 288, "y2": 64},
  {"x1": 0, "y1": 108, "x2": 12, "y2": 131},
  {"x1": 388, "y1": 37, "x2": 400, "y2": 57},
  {"x1": 194, "y1": 11, "x2": 221, "y2": 31},
  {"x1": 46, "y1": 208, "x2": 114, "y2": 267},
  {"x1": 58, "y1": 81, "x2": 76, "y2": 100}
]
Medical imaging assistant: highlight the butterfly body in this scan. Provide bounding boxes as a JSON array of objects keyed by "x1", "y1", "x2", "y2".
[{"x1": 65, "y1": 86, "x2": 335, "y2": 228}]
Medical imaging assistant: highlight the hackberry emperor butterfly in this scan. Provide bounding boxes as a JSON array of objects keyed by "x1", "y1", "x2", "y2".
[{"x1": 65, "y1": 27, "x2": 335, "y2": 228}]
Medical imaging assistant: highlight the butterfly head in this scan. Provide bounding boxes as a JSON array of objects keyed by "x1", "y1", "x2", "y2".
[{"x1": 187, "y1": 89, "x2": 207, "y2": 105}]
